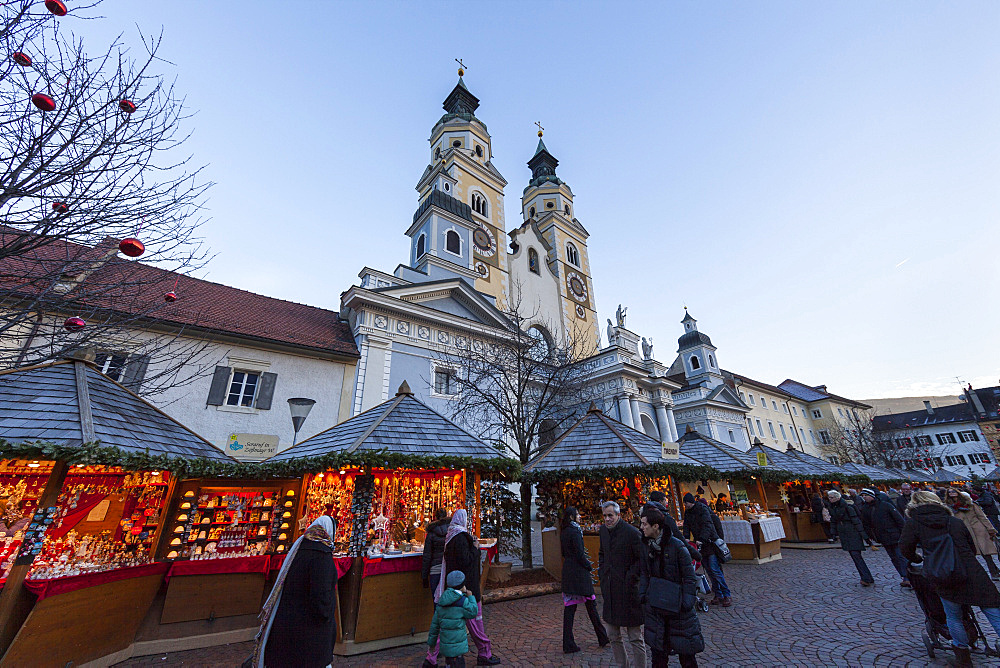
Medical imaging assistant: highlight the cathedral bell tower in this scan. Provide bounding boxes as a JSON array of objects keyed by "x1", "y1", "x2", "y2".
[
  {"x1": 677, "y1": 309, "x2": 723, "y2": 389},
  {"x1": 406, "y1": 65, "x2": 509, "y2": 307},
  {"x1": 519, "y1": 128, "x2": 599, "y2": 349}
]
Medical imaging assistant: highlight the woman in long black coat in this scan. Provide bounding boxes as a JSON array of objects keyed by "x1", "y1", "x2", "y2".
[
  {"x1": 639, "y1": 507, "x2": 704, "y2": 667},
  {"x1": 900, "y1": 491, "x2": 1000, "y2": 663},
  {"x1": 560, "y1": 507, "x2": 609, "y2": 653},
  {"x1": 827, "y1": 490, "x2": 874, "y2": 586},
  {"x1": 256, "y1": 516, "x2": 337, "y2": 668}
]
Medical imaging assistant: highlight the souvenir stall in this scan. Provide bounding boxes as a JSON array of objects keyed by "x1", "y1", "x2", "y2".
[
  {"x1": 747, "y1": 444, "x2": 858, "y2": 543},
  {"x1": 0, "y1": 360, "x2": 236, "y2": 667},
  {"x1": 265, "y1": 383, "x2": 516, "y2": 656},
  {"x1": 524, "y1": 406, "x2": 713, "y2": 582},
  {"x1": 675, "y1": 430, "x2": 784, "y2": 563}
]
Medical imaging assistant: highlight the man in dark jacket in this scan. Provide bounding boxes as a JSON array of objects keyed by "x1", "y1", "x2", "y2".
[
  {"x1": 639, "y1": 507, "x2": 705, "y2": 668},
  {"x1": 640, "y1": 491, "x2": 702, "y2": 562},
  {"x1": 859, "y1": 489, "x2": 910, "y2": 587},
  {"x1": 901, "y1": 491, "x2": 1000, "y2": 666},
  {"x1": 598, "y1": 501, "x2": 647, "y2": 667},
  {"x1": 682, "y1": 493, "x2": 731, "y2": 606},
  {"x1": 422, "y1": 508, "x2": 450, "y2": 591},
  {"x1": 894, "y1": 483, "x2": 913, "y2": 516},
  {"x1": 828, "y1": 490, "x2": 874, "y2": 586},
  {"x1": 975, "y1": 485, "x2": 1000, "y2": 532}
]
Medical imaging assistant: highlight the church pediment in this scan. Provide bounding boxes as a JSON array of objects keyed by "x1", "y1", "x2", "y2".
[
  {"x1": 706, "y1": 384, "x2": 749, "y2": 411},
  {"x1": 373, "y1": 279, "x2": 511, "y2": 329}
]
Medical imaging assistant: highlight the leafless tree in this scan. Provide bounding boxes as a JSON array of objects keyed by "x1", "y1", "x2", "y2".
[
  {"x1": 828, "y1": 409, "x2": 954, "y2": 475},
  {"x1": 436, "y1": 283, "x2": 598, "y2": 568},
  {"x1": 0, "y1": 1, "x2": 215, "y2": 394}
]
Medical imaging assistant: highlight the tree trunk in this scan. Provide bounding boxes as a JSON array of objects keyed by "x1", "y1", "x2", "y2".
[{"x1": 520, "y1": 480, "x2": 533, "y2": 569}]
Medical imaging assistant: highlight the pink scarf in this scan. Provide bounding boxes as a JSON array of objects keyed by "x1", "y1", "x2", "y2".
[{"x1": 434, "y1": 508, "x2": 470, "y2": 602}]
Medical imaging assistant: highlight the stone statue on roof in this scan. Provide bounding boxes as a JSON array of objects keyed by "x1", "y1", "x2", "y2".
[
  {"x1": 606, "y1": 319, "x2": 617, "y2": 346},
  {"x1": 642, "y1": 337, "x2": 653, "y2": 360},
  {"x1": 616, "y1": 304, "x2": 627, "y2": 328}
]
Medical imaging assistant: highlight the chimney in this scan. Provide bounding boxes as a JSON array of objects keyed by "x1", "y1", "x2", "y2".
[
  {"x1": 923, "y1": 401, "x2": 934, "y2": 416},
  {"x1": 966, "y1": 386, "x2": 987, "y2": 418}
]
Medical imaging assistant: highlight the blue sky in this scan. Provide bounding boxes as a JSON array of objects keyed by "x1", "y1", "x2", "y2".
[{"x1": 72, "y1": 1, "x2": 999, "y2": 399}]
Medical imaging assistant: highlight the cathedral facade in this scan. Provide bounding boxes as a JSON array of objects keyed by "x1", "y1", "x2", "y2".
[{"x1": 340, "y1": 73, "x2": 750, "y2": 450}]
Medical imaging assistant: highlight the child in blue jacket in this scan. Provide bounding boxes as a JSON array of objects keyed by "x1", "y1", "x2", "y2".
[{"x1": 428, "y1": 570, "x2": 479, "y2": 667}]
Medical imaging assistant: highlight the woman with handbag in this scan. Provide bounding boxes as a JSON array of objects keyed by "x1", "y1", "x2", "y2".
[{"x1": 639, "y1": 507, "x2": 705, "y2": 668}]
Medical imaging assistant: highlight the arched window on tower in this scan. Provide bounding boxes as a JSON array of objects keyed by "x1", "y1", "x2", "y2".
[
  {"x1": 528, "y1": 248, "x2": 540, "y2": 274},
  {"x1": 471, "y1": 192, "x2": 488, "y2": 217},
  {"x1": 708, "y1": 354, "x2": 716, "y2": 368},
  {"x1": 689, "y1": 355, "x2": 701, "y2": 371},
  {"x1": 416, "y1": 234, "x2": 425, "y2": 258},
  {"x1": 529, "y1": 206, "x2": 535, "y2": 218},
  {"x1": 564, "y1": 204, "x2": 571, "y2": 215},
  {"x1": 446, "y1": 230, "x2": 461, "y2": 255},
  {"x1": 566, "y1": 242, "x2": 580, "y2": 267}
]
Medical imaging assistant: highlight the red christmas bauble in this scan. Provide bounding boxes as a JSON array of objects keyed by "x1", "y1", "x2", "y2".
[
  {"x1": 12, "y1": 52, "x2": 32, "y2": 66},
  {"x1": 51, "y1": 201, "x2": 68, "y2": 213},
  {"x1": 119, "y1": 238, "x2": 145, "y2": 257},
  {"x1": 63, "y1": 316, "x2": 85, "y2": 332},
  {"x1": 119, "y1": 99, "x2": 136, "y2": 113},
  {"x1": 45, "y1": 0, "x2": 68, "y2": 16},
  {"x1": 164, "y1": 291, "x2": 177, "y2": 302},
  {"x1": 31, "y1": 93, "x2": 56, "y2": 111}
]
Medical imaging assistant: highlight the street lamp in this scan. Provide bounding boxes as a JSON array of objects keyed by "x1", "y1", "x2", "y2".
[{"x1": 288, "y1": 397, "x2": 316, "y2": 446}]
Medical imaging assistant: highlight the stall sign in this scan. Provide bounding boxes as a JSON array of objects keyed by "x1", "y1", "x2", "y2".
[
  {"x1": 731, "y1": 481, "x2": 750, "y2": 504},
  {"x1": 756, "y1": 452, "x2": 768, "y2": 467},
  {"x1": 661, "y1": 442, "x2": 680, "y2": 460},
  {"x1": 225, "y1": 433, "x2": 280, "y2": 461}
]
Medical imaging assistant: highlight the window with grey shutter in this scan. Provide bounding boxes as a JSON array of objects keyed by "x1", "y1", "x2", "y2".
[
  {"x1": 254, "y1": 372, "x2": 278, "y2": 410},
  {"x1": 121, "y1": 355, "x2": 150, "y2": 391},
  {"x1": 206, "y1": 366, "x2": 232, "y2": 406}
]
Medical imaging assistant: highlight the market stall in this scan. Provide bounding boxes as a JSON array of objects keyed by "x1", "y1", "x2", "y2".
[
  {"x1": 264, "y1": 382, "x2": 514, "y2": 656},
  {"x1": 0, "y1": 359, "x2": 236, "y2": 667},
  {"x1": 524, "y1": 406, "x2": 713, "y2": 582}
]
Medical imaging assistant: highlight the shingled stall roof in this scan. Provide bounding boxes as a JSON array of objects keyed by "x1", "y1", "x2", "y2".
[
  {"x1": 0, "y1": 360, "x2": 233, "y2": 463},
  {"x1": 840, "y1": 462, "x2": 903, "y2": 482},
  {"x1": 677, "y1": 429, "x2": 757, "y2": 472},
  {"x1": 524, "y1": 405, "x2": 709, "y2": 479},
  {"x1": 882, "y1": 466, "x2": 934, "y2": 483},
  {"x1": 266, "y1": 382, "x2": 515, "y2": 474},
  {"x1": 746, "y1": 444, "x2": 835, "y2": 478}
]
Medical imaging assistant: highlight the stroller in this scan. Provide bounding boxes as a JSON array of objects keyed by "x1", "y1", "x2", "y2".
[
  {"x1": 688, "y1": 540, "x2": 713, "y2": 612},
  {"x1": 909, "y1": 564, "x2": 1000, "y2": 659}
]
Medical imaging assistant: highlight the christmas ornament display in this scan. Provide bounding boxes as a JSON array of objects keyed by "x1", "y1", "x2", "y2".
[
  {"x1": 12, "y1": 52, "x2": 32, "y2": 66},
  {"x1": 63, "y1": 316, "x2": 85, "y2": 332},
  {"x1": 118, "y1": 238, "x2": 144, "y2": 257},
  {"x1": 118, "y1": 99, "x2": 136, "y2": 113},
  {"x1": 31, "y1": 93, "x2": 56, "y2": 111},
  {"x1": 44, "y1": 0, "x2": 68, "y2": 16}
]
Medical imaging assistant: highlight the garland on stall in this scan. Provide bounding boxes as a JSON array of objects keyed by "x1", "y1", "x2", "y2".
[
  {"x1": 523, "y1": 461, "x2": 875, "y2": 487},
  {"x1": 0, "y1": 439, "x2": 522, "y2": 480}
]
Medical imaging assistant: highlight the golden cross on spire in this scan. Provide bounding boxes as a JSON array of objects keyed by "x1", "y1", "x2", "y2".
[
  {"x1": 535, "y1": 121, "x2": 544, "y2": 137},
  {"x1": 455, "y1": 58, "x2": 466, "y2": 76}
]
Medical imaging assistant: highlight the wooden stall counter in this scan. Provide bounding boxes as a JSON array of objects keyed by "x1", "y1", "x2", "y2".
[
  {"x1": 719, "y1": 517, "x2": 784, "y2": 565},
  {"x1": 160, "y1": 555, "x2": 272, "y2": 624},
  {"x1": 4, "y1": 562, "x2": 169, "y2": 667},
  {"x1": 541, "y1": 527, "x2": 600, "y2": 585},
  {"x1": 792, "y1": 510, "x2": 829, "y2": 543}
]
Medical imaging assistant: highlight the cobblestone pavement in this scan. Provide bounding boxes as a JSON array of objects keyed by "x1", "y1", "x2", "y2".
[{"x1": 116, "y1": 548, "x2": 1000, "y2": 667}]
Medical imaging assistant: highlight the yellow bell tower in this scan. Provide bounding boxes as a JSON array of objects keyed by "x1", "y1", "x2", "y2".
[
  {"x1": 410, "y1": 63, "x2": 509, "y2": 308},
  {"x1": 520, "y1": 127, "x2": 600, "y2": 349}
]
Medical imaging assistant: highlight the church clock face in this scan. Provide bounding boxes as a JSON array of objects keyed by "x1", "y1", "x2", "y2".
[
  {"x1": 473, "y1": 225, "x2": 495, "y2": 257},
  {"x1": 566, "y1": 271, "x2": 588, "y2": 303}
]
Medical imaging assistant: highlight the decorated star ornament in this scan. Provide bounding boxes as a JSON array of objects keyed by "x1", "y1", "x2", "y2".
[
  {"x1": 373, "y1": 513, "x2": 390, "y2": 533},
  {"x1": 297, "y1": 515, "x2": 311, "y2": 531},
  {"x1": 779, "y1": 490, "x2": 790, "y2": 504}
]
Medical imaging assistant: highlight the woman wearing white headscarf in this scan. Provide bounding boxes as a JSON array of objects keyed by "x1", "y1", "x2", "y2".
[
  {"x1": 427, "y1": 508, "x2": 501, "y2": 666},
  {"x1": 252, "y1": 515, "x2": 337, "y2": 668}
]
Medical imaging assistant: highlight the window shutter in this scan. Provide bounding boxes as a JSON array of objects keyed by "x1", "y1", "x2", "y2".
[
  {"x1": 121, "y1": 355, "x2": 150, "y2": 391},
  {"x1": 254, "y1": 372, "x2": 278, "y2": 410},
  {"x1": 206, "y1": 366, "x2": 232, "y2": 406}
]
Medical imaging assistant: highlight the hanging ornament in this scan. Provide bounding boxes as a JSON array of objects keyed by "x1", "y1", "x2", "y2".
[
  {"x1": 118, "y1": 99, "x2": 136, "y2": 113},
  {"x1": 31, "y1": 93, "x2": 56, "y2": 112},
  {"x1": 118, "y1": 238, "x2": 144, "y2": 257},
  {"x1": 63, "y1": 316, "x2": 85, "y2": 332},
  {"x1": 45, "y1": 0, "x2": 68, "y2": 16},
  {"x1": 12, "y1": 52, "x2": 32, "y2": 67},
  {"x1": 51, "y1": 201, "x2": 68, "y2": 213},
  {"x1": 163, "y1": 291, "x2": 177, "y2": 302}
]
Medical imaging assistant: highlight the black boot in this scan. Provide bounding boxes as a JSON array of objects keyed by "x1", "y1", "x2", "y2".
[
  {"x1": 563, "y1": 604, "x2": 581, "y2": 653},
  {"x1": 585, "y1": 598, "x2": 610, "y2": 647},
  {"x1": 949, "y1": 646, "x2": 972, "y2": 667}
]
